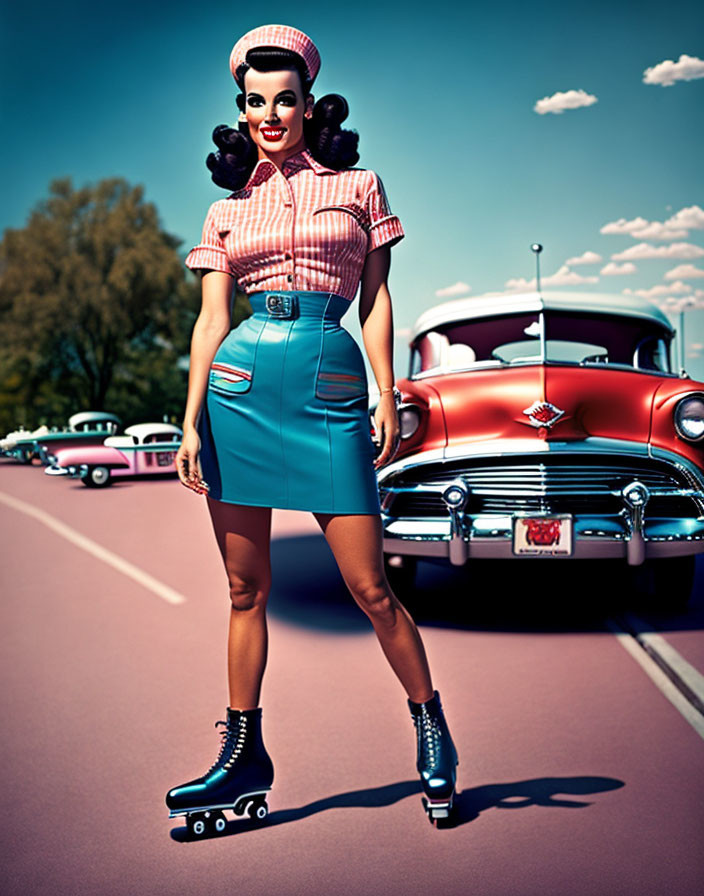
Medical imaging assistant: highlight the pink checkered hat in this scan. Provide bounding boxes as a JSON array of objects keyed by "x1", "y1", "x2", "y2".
[{"x1": 229, "y1": 24, "x2": 321, "y2": 87}]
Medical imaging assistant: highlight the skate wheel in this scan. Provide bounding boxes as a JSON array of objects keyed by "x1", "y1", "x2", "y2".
[
  {"x1": 248, "y1": 798, "x2": 269, "y2": 821},
  {"x1": 422, "y1": 796, "x2": 454, "y2": 827},
  {"x1": 187, "y1": 812, "x2": 209, "y2": 837},
  {"x1": 212, "y1": 811, "x2": 227, "y2": 834}
]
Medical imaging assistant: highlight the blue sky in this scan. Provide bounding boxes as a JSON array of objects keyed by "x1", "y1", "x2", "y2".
[{"x1": 2, "y1": 0, "x2": 703, "y2": 379}]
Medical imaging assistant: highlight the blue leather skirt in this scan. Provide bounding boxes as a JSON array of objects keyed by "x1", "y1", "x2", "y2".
[{"x1": 197, "y1": 290, "x2": 381, "y2": 514}]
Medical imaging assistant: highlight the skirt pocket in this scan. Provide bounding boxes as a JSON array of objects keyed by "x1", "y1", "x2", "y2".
[
  {"x1": 208, "y1": 361, "x2": 253, "y2": 395},
  {"x1": 208, "y1": 317, "x2": 267, "y2": 397},
  {"x1": 315, "y1": 327, "x2": 369, "y2": 402}
]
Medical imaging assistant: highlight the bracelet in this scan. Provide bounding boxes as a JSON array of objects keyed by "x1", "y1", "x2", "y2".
[{"x1": 379, "y1": 386, "x2": 403, "y2": 406}]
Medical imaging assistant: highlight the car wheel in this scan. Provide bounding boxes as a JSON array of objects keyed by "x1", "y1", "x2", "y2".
[
  {"x1": 83, "y1": 466, "x2": 112, "y2": 488},
  {"x1": 630, "y1": 555, "x2": 695, "y2": 613},
  {"x1": 384, "y1": 555, "x2": 418, "y2": 605}
]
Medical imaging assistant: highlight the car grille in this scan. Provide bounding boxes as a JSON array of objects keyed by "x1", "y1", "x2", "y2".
[{"x1": 382, "y1": 455, "x2": 703, "y2": 519}]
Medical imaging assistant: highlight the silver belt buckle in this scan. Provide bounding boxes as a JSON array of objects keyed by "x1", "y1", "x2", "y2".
[{"x1": 265, "y1": 293, "x2": 298, "y2": 318}]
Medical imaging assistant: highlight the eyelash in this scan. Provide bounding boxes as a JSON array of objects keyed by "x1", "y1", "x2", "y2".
[{"x1": 246, "y1": 95, "x2": 297, "y2": 107}]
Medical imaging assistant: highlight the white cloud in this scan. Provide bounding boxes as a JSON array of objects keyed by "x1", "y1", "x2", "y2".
[
  {"x1": 435, "y1": 281, "x2": 471, "y2": 298},
  {"x1": 654, "y1": 295, "x2": 704, "y2": 312},
  {"x1": 565, "y1": 251, "x2": 602, "y2": 265},
  {"x1": 601, "y1": 262, "x2": 637, "y2": 275},
  {"x1": 665, "y1": 264, "x2": 704, "y2": 280},
  {"x1": 611, "y1": 242, "x2": 704, "y2": 261},
  {"x1": 643, "y1": 54, "x2": 704, "y2": 87},
  {"x1": 665, "y1": 205, "x2": 704, "y2": 230},
  {"x1": 623, "y1": 281, "x2": 693, "y2": 298},
  {"x1": 601, "y1": 216, "x2": 649, "y2": 235},
  {"x1": 505, "y1": 265, "x2": 599, "y2": 290},
  {"x1": 629, "y1": 222, "x2": 689, "y2": 240},
  {"x1": 534, "y1": 89, "x2": 598, "y2": 115}
]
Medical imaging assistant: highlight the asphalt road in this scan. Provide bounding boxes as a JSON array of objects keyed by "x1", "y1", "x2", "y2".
[{"x1": 1, "y1": 460, "x2": 703, "y2": 896}]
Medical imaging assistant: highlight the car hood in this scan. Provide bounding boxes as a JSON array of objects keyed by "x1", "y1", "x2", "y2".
[{"x1": 426, "y1": 365, "x2": 668, "y2": 448}]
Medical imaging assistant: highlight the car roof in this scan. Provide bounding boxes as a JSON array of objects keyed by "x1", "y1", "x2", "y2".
[
  {"x1": 411, "y1": 290, "x2": 675, "y2": 341},
  {"x1": 68, "y1": 411, "x2": 122, "y2": 428},
  {"x1": 124, "y1": 423, "x2": 182, "y2": 439}
]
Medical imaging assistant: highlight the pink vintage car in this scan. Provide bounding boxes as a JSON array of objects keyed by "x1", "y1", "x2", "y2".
[{"x1": 45, "y1": 423, "x2": 183, "y2": 487}]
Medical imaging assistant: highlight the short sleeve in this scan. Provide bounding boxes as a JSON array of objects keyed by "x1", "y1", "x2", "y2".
[
  {"x1": 364, "y1": 171, "x2": 405, "y2": 254},
  {"x1": 184, "y1": 202, "x2": 233, "y2": 274}
]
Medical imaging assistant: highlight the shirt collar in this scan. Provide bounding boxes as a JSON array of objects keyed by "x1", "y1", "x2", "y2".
[{"x1": 243, "y1": 147, "x2": 336, "y2": 189}]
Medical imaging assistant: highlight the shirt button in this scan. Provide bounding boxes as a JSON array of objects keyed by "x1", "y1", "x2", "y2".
[{"x1": 287, "y1": 274, "x2": 293, "y2": 282}]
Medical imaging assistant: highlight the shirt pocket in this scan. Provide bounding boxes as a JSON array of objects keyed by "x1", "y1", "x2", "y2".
[{"x1": 311, "y1": 204, "x2": 370, "y2": 237}]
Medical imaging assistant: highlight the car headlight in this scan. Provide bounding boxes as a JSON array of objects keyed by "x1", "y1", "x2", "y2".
[
  {"x1": 398, "y1": 405, "x2": 422, "y2": 439},
  {"x1": 674, "y1": 394, "x2": 704, "y2": 442}
]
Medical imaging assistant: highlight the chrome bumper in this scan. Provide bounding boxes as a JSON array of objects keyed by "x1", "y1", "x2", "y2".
[
  {"x1": 44, "y1": 463, "x2": 87, "y2": 479},
  {"x1": 382, "y1": 513, "x2": 704, "y2": 563},
  {"x1": 379, "y1": 438, "x2": 704, "y2": 565}
]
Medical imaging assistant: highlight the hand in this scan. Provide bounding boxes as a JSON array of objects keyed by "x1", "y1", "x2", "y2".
[
  {"x1": 176, "y1": 427, "x2": 210, "y2": 495},
  {"x1": 372, "y1": 393, "x2": 401, "y2": 470}
]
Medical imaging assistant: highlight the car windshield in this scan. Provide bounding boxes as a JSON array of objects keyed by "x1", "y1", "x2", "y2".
[{"x1": 410, "y1": 311, "x2": 672, "y2": 375}]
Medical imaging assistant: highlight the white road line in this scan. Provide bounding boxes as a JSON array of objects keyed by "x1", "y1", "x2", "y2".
[
  {"x1": 0, "y1": 489, "x2": 186, "y2": 606},
  {"x1": 606, "y1": 618, "x2": 704, "y2": 740},
  {"x1": 621, "y1": 611, "x2": 704, "y2": 714}
]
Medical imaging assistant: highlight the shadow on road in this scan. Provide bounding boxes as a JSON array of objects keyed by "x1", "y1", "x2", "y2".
[
  {"x1": 169, "y1": 774, "x2": 625, "y2": 840},
  {"x1": 269, "y1": 534, "x2": 703, "y2": 635}
]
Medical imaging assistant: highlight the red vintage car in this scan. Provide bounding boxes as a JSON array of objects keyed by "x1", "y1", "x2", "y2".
[{"x1": 374, "y1": 290, "x2": 704, "y2": 606}]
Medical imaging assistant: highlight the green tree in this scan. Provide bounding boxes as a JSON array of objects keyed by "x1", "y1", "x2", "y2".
[{"x1": 0, "y1": 176, "x2": 229, "y2": 431}]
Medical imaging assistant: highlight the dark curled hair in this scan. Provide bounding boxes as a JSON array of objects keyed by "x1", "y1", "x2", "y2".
[{"x1": 206, "y1": 47, "x2": 360, "y2": 192}]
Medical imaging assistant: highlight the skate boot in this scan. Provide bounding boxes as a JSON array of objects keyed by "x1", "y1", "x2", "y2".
[
  {"x1": 408, "y1": 690, "x2": 459, "y2": 825},
  {"x1": 165, "y1": 706, "x2": 274, "y2": 837}
]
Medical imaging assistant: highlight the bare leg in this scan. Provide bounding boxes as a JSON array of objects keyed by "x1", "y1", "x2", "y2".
[
  {"x1": 313, "y1": 511, "x2": 434, "y2": 704},
  {"x1": 206, "y1": 498, "x2": 273, "y2": 711}
]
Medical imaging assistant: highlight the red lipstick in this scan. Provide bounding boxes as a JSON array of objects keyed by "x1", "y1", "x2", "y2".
[{"x1": 261, "y1": 127, "x2": 286, "y2": 141}]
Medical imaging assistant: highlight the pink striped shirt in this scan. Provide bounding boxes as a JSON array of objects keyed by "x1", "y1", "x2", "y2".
[{"x1": 184, "y1": 147, "x2": 404, "y2": 302}]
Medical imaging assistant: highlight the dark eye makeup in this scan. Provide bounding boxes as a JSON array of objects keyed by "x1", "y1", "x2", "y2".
[{"x1": 246, "y1": 90, "x2": 298, "y2": 107}]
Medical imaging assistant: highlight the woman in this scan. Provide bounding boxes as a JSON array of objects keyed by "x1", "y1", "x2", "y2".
[{"x1": 165, "y1": 24, "x2": 458, "y2": 834}]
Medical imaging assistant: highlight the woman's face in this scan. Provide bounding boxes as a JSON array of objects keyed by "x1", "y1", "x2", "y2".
[{"x1": 242, "y1": 67, "x2": 313, "y2": 163}]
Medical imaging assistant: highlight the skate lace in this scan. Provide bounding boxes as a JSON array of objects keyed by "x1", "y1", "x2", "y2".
[
  {"x1": 205, "y1": 716, "x2": 247, "y2": 774},
  {"x1": 221, "y1": 716, "x2": 247, "y2": 770},
  {"x1": 414, "y1": 709, "x2": 440, "y2": 767}
]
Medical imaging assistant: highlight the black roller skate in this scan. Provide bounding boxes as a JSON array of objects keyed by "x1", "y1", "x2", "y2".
[
  {"x1": 165, "y1": 706, "x2": 274, "y2": 838},
  {"x1": 408, "y1": 690, "x2": 459, "y2": 825}
]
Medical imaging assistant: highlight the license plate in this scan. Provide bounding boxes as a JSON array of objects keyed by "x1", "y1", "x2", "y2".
[
  {"x1": 512, "y1": 514, "x2": 572, "y2": 556},
  {"x1": 156, "y1": 451, "x2": 176, "y2": 467}
]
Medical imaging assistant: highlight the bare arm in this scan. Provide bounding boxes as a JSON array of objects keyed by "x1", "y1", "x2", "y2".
[
  {"x1": 359, "y1": 245, "x2": 400, "y2": 469},
  {"x1": 177, "y1": 270, "x2": 234, "y2": 492}
]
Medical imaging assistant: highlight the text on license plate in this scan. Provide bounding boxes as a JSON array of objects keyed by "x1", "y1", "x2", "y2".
[{"x1": 512, "y1": 514, "x2": 572, "y2": 555}]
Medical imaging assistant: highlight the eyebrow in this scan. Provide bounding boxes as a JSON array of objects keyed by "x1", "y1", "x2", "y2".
[{"x1": 246, "y1": 89, "x2": 298, "y2": 99}]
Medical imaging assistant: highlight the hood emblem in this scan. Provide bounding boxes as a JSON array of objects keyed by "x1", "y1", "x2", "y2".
[{"x1": 523, "y1": 400, "x2": 565, "y2": 428}]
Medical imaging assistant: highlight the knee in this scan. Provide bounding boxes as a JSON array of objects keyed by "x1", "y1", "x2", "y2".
[
  {"x1": 228, "y1": 575, "x2": 269, "y2": 612},
  {"x1": 351, "y1": 578, "x2": 397, "y2": 626}
]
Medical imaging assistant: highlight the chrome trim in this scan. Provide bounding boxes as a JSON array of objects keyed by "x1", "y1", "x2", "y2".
[
  {"x1": 409, "y1": 360, "x2": 680, "y2": 381},
  {"x1": 673, "y1": 392, "x2": 704, "y2": 443},
  {"x1": 441, "y1": 479, "x2": 471, "y2": 564},
  {"x1": 621, "y1": 481, "x2": 651, "y2": 564},
  {"x1": 378, "y1": 436, "x2": 704, "y2": 497},
  {"x1": 377, "y1": 437, "x2": 704, "y2": 563},
  {"x1": 382, "y1": 514, "x2": 704, "y2": 563}
]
